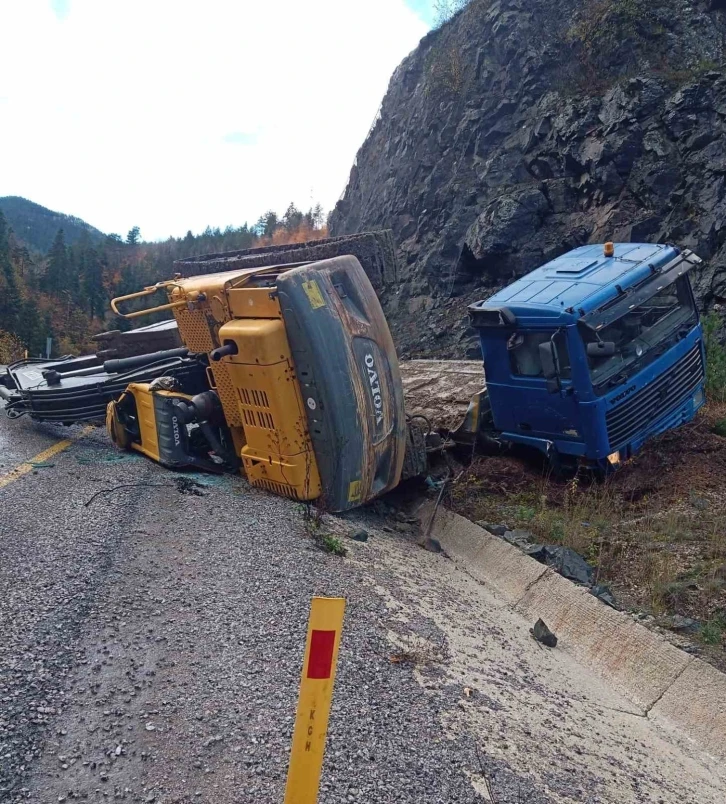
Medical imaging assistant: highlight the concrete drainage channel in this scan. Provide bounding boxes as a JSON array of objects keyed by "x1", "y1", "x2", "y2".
[{"x1": 419, "y1": 503, "x2": 726, "y2": 763}]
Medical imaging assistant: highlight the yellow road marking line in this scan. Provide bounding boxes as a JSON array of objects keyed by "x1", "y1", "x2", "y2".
[{"x1": 0, "y1": 425, "x2": 95, "y2": 490}]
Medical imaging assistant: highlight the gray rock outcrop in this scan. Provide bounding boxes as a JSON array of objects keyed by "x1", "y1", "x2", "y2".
[{"x1": 330, "y1": 0, "x2": 726, "y2": 357}]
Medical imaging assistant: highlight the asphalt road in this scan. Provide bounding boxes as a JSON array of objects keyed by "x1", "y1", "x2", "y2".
[
  {"x1": 0, "y1": 410, "x2": 724, "y2": 804},
  {"x1": 0, "y1": 414, "x2": 86, "y2": 478}
]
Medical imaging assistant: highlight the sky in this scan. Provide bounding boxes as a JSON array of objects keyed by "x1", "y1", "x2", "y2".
[{"x1": 0, "y1": 1, "x2": 432, "y2": 241}]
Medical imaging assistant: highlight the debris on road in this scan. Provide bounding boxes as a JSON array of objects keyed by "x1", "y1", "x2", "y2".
[
  {"x1": 420, "y1": 536, "x2": 443, "y2": 554},
  {"x1": 591, "y1": 584, "x2": 619, "y2": 610},
  {"x1": 530, "y1": 619, "x2": 558, "y2": 648},
  {"x1": 83, "y1": 477, "x2": 206, "y2": 507},
  {"x1": 486, "y1": 525, "x2": 610, "y2": 595},
  {"x1": 83, "y1": 481, "x2": 173, "y2": 507}
]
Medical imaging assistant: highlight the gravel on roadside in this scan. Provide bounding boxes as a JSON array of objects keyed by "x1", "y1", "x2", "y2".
[{"x1": 1, "y1": 429, "x2": 544, "y2": 803}]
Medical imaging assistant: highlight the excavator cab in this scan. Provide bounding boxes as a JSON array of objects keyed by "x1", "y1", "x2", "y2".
[{"x1": 107, "y1": 381, "x2": 239, "y2": 473}]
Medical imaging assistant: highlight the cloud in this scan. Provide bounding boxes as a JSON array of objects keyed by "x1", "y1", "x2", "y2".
[
  {"x1": 404, "y1": 0, "x2": 436, "y2": 24},
  {"x1": 49, "y1": 0, "x2": 71, "y2": 21},
  {"x1": 223, "y1": 132, "x2": 258, "y2": 146},
  {"x1": 0, "y1": 0, "x2": 427, "y2": 241}
]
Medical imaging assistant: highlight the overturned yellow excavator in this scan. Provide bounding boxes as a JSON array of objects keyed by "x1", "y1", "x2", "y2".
[{"x1": 107, "y1": 255, "x2": 410, "y2": 512}]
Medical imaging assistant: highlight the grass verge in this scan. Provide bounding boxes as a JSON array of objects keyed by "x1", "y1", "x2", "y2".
[
  {"x1": 450, "y1": 404, "x2": 726, "y2": 663},
  {"x1": 301, "y1": 504, "x2": 347, "y2": 557}
]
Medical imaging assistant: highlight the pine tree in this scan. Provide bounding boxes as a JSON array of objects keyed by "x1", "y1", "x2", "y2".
[
  {"x1": 282, "y1": 202, "x2": 303, "y2": 232},
  {"x1": 13, "y1": 244, "x2": 31, "y2": 279},
  {"x1": 0, "y1": 212, "x2": 21, "y2": 334},
  {"x1": 43, "y1": 228, "x2": 69, "y2": 294},
  {"x1": 256, "y1": 211, "x2": 278, "y2": 237},
  {"x1": 15, "y1": 299, "x2": 46, "y2": 357},
  {"x1": 66, "y1": 246, "x2": 80, "y2": 299},
  {"x1": 311, "y1": 203, "x2": 325, "y2": 230},
  {"x1": 80, "y1": 246, "x2": 107, "y2": 319},
  {"x1": 0, "y1": 211, "x2": 12, "y2": 285}
]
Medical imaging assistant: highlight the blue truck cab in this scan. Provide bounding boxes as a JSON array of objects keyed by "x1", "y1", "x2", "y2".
[{"x1": 469, "y1": 243, "x2": 706, "y2": 472}]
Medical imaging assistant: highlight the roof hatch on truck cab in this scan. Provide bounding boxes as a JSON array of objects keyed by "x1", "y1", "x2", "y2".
[
  {"x1": 542, "y1": 243, "x2": 680, "y2": 286},
  {"x1": 552, "y1": 258, "x2": 600, "y2": 275}
]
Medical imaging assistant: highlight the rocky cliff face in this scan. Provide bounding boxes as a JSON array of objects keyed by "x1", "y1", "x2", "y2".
[{"x1": 329, "y1": 0, "x2": 726, "y2": 358}]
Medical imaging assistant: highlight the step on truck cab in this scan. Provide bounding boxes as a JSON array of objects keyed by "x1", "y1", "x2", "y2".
[{"x1": 469, "y1": 243, "x2": 706, "y2": 472}]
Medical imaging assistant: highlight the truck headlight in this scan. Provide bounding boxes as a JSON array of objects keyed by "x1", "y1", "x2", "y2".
[
  {"x1": 607, "y1": 451, "x2": 621, "y2": 466},
  {"x1": 693, "y1": 388, "x2": 704, "y2": 408}
]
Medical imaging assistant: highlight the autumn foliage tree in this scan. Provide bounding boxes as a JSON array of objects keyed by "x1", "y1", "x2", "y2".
[
  {"x1": 0, "y1": 211, "x2": 49, "y2": 356},
  {"x1": 0, "y1": 329, "x2": 24, "y2": 363},
  {"x1": 0, "y1": 201, "x2": 327, "y2": 357},
  {"x1": 259, "y1": 202, "x2": 328, "y2": 245}
]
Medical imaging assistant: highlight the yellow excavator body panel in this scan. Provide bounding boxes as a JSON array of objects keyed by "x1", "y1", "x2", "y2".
[
  {"x1": 218, "y1": 317, "x2": 321, "y2": 501},
  {"x1": 131, "y1": 383, "x2": 161, "y2": 461},
  {"x1": 164, "y1": 271, "x2": 321, "y2": 502},
  {"x1": 110, "y1": 255, "x2": 407, "y2": 511}
]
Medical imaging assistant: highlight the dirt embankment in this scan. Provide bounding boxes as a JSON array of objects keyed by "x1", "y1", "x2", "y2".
[{"x1": 449, "y1": 404, "x2": 726, "y2": 669}]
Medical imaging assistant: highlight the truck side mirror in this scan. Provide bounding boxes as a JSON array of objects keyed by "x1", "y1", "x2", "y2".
[
  {"x1": 539, "y1": 341, "x2": 561, "y2": 394},
  {"x1": 586, "y1": 341, "x2": 616, "y2": 358}
]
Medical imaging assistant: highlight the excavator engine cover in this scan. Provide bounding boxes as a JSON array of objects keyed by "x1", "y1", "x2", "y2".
[{"x1": 277, "y1": 256, "x2": 406, "y2": 512}]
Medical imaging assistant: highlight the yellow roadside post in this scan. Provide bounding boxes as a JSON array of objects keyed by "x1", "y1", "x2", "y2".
[{"x1": 284, "y1": 596, "x2": 346, "y2": 804}]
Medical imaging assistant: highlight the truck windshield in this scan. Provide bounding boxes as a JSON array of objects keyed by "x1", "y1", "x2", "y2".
[{"x1": 582, "y1": 276, "x2": 697, "y2": 389}]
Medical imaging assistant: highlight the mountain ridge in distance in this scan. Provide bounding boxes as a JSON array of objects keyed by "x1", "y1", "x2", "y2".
[{"x1": 0, "y1": 196, "x2": 106, "y2": 253}]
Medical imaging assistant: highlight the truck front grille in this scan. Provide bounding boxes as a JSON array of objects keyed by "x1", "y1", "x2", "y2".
[{"x1": 605, "y1": 344, "x2": 704, "y2": 450}]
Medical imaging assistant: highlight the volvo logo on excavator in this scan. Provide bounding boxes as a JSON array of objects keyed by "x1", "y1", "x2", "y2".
[
  {"x1": 364, "y1": 353, "x2": 384, "y2": 427},
  {"x1": 172, "y1": 416, "x2": 181, "y2": 447}
]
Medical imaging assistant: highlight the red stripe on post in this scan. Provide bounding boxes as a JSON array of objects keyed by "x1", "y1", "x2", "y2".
[{"x1": 307, "y1": 630, "x2": 336, "y2": 679}]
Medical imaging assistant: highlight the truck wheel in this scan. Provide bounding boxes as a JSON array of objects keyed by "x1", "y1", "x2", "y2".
[{"x1": 547, "y1": 449, "x2": 577, "y2": 481}]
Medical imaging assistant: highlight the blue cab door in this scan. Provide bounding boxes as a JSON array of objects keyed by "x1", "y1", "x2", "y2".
[{"x1": 489, "y1": 329, "x2": 584, "y2": 451}]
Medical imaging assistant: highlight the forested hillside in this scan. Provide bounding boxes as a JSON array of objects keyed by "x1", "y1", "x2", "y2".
[
  {"x1": 0, "y1": 202, "x2": 327, "y2": 363},
  {"x1": 0, "y1": 197, "x2": 105, "y2": 253}
]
